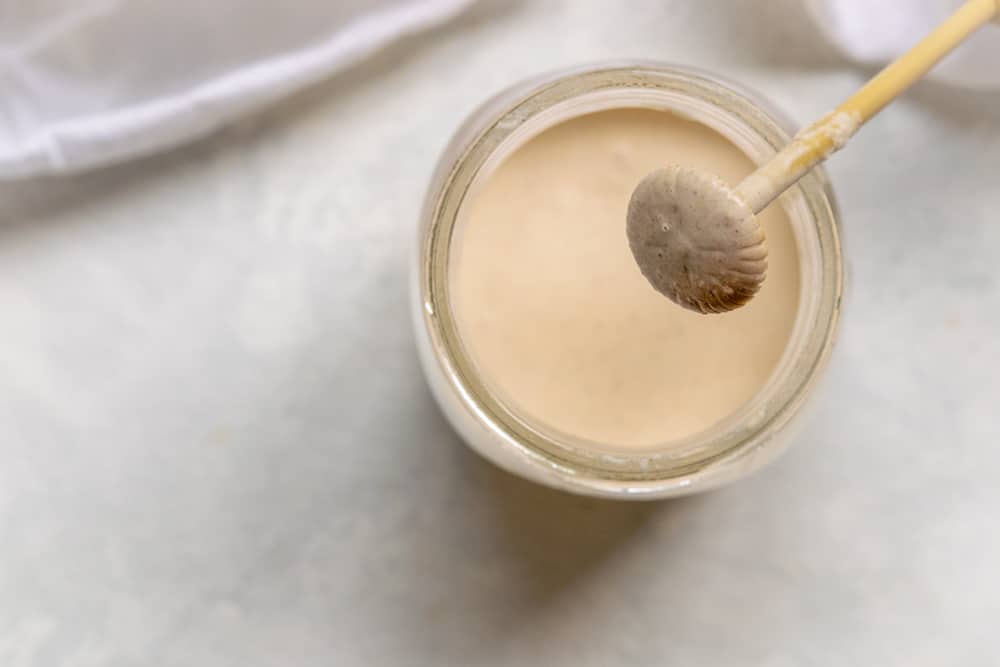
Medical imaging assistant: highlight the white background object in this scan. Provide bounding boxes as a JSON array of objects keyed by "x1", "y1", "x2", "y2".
[
  {"x1": 0, "y1": 0, "x2": 473, "y2": 178},
  {"x1": 807, "y1": 0, "x2": 1000, "y2": 88},
  {"x1": 2, "y1": 0, "x2": 996, "y2": 180},
  {"x1": 1, "y1": 1, "x2": 999, "y2": 665}
]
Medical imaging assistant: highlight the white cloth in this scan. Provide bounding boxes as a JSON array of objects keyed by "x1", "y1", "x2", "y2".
[
  {"x1": 807, "y1": 0, "x2": 1000, "y2": 89},
  {"x1": 1, "y1": 0, "x2": 995, "y2": 181},
  {"x1": 0, "y1": 0, "x2": 473, "y2": 180}
]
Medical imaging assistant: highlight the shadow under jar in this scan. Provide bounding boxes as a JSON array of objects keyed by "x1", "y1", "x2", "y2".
[{"x1": 412, "y1": 63, "x2": 844, "y2": 500}]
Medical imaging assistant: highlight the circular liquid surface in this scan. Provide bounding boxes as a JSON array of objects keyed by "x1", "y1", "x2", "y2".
[{"x1": 452, "y1": 109, "x2": 800, "y2": 449}]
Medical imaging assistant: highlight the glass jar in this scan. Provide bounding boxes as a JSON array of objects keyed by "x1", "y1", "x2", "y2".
[{"x1": 411, "y1": 62, "x2": 844, "y2": 500}]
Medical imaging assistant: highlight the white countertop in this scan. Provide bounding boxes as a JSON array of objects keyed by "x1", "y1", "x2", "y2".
[{"x1": 2, "y1": 1, "x2": 998, "y2": 664}]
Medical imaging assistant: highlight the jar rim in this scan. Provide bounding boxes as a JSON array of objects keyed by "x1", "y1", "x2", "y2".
[{"x1": 416, "y1": 62, "x2": 843, "y2": 496}]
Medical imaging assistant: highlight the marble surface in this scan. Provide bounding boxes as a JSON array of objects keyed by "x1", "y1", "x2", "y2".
[{"x1": 2, "y1": 1, "x2": 999, "y2": 665}]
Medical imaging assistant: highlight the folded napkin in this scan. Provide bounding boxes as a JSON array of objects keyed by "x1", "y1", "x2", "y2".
[
  {"x1": 1, "y1": 0, "x2": 994, "y2": 181},
  {"x1": 807, "y1": 0, "x2": 1000, "y2": 89},
  {"x1": 0, "y1": 0, "x2": 473, "y2": 180}
]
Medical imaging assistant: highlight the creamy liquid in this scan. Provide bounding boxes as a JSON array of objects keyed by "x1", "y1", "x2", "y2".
[{"x1": 452, "y1": 109, "x2": 800, "y2": 449}]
